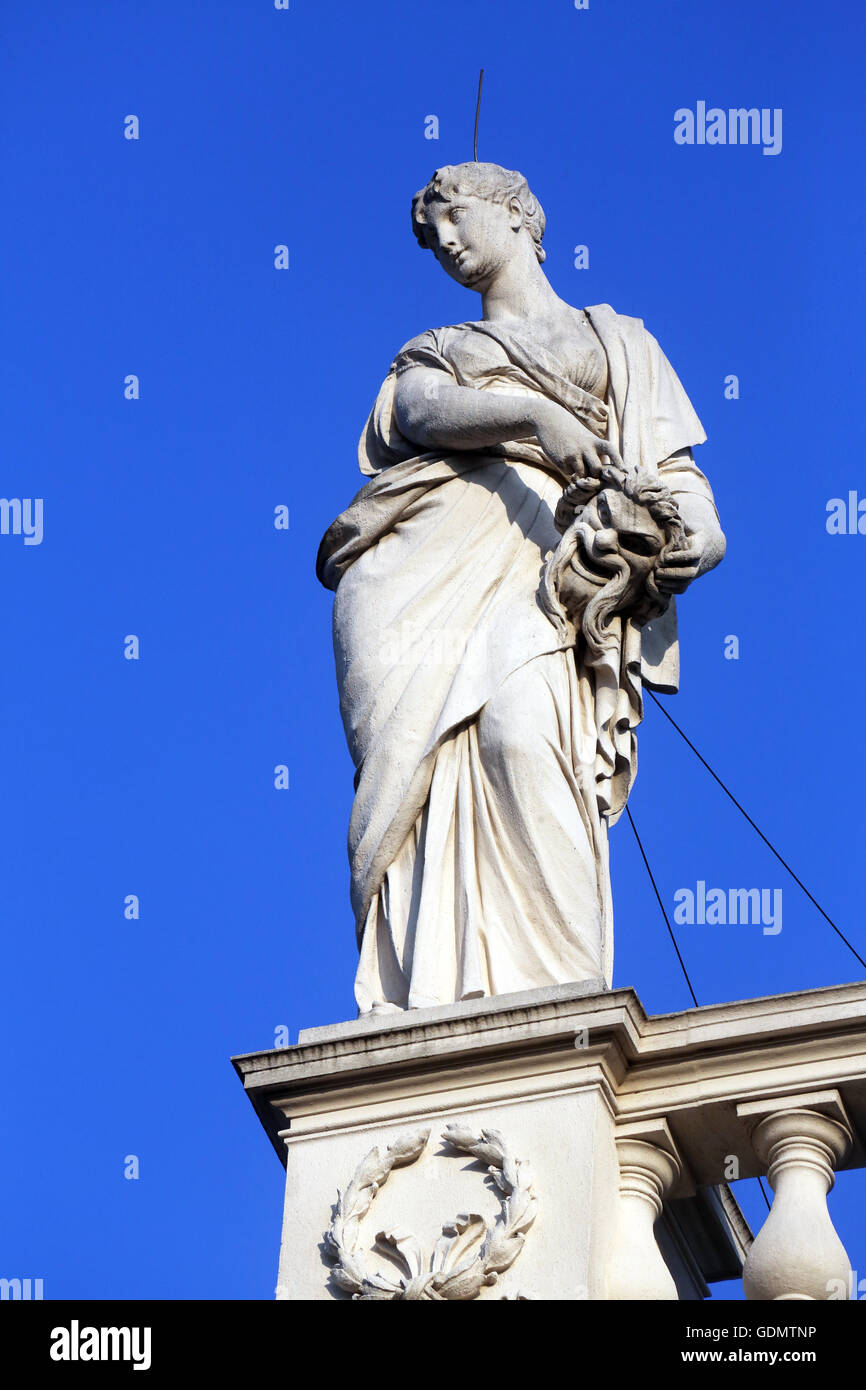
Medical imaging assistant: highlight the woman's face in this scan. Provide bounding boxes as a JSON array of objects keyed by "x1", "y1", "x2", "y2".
[{"x1": 420, "y1": 195, "x2": 518, "y2": 290}]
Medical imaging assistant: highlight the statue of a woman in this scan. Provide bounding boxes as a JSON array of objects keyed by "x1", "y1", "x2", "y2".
[{"x1": 317, "y1": 163, "x2": 725, "y2": 1016}]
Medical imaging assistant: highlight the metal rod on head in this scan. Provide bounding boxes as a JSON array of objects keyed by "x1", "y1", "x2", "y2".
[{"x1": 474, "y1": 69, "x2": 484, "y2": 161}]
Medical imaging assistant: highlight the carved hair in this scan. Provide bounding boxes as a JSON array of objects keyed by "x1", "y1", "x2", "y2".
[
  {"x1": 411, "y1": 163, "x2": 546, "y2": 263},
  {"x1": 541, "y1": 466, "x2": 687, "y2": 654}
]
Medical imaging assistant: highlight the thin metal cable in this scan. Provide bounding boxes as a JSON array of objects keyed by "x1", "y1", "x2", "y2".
[
  {"x1": 625, "y1": 805, "x2": 774, "y2": 1216},
  {"x1": 647, "y1": 690, "x2": 866, "y2": 973},
  {"x1": 625, "y1": 805, "x2": 699, "y2": 1008}
]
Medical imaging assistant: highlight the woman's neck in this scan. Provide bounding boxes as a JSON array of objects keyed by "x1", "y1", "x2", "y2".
[{"x1": 480, "y1": 248, "x2": 562, "y2": 323}]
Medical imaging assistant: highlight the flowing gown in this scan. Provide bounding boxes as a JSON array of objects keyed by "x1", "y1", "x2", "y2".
[{"x1": 317, "y1": 305, "x2": 718, "y2": 1013}]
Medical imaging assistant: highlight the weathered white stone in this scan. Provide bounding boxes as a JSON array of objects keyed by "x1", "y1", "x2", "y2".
[
  {"x1": 234, "y1": 979, "x2": 866, "y2": 1300},
  {"x1": 323, "y1": 1124, "x2": 538, "y2": 1300},
  {"x1": 296, "y1": 978, "x2": 606, "y2": 1046},
  {"x1": 738, "y1": 1093, "x2": 853, "y2": 1301},
  {"x1": 607, "y1": 1120, "x2": 683, "y2": 1300},
  {"x1": 316, "y1": 162, "x2": 725, "y2": 1015},
  {"x1": 279, "y1": 1096, "x2": 610, "y2": 1301}
]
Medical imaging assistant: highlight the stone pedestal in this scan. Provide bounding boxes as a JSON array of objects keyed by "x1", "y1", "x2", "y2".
[{"x1": 233, "y1": 982, "x2": 750, "y2": 1301}]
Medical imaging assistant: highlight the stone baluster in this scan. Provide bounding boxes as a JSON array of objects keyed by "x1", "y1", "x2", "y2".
[
  {"x1": 606, "y1": 1121, "x2": 682, "y2": 1300},
  {"x1": 737, "y1": 1092, "x2": 853, "y2": 1301}
]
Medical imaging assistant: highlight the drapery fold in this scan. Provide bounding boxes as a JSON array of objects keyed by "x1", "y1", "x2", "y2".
[{"x1": 317, "y1": 306, "x2": 716, "y2": 1008}]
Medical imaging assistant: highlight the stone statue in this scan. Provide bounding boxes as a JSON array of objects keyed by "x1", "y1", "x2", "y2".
[{"x1": 317, "y1": 163, "x2": 725, "y2": 1017}]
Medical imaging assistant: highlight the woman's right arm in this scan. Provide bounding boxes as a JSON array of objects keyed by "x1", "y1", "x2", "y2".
[
  {"x1": 394, "y1": 366, "x2": 621, "y2": 476},
  {"x1": 394, "y1": 366, "x2": 540, "y2": 449}
]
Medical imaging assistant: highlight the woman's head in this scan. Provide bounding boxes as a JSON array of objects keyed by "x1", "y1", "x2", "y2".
[{"x1": 411, "y1": 163, "x2": 546, "y2": 288}]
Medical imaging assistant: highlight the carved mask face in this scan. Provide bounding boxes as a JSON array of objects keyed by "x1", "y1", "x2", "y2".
[
  {"x1": 558, "y1": 487, "x2": 667, "y2": 619},
  {"x1": 420, "y1": 196, "x2": 519, "y2": 289}
]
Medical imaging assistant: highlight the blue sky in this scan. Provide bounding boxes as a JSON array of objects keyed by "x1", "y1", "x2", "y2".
[{"x1": 2, "y1": 0, "x2": 864, "y2": 1299}]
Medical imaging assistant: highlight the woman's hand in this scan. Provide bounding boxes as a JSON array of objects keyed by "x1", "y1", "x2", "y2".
[
  {"x1": 654, "y1": 536, "x2": 705, "y2": 595},
  {"x1": 532, "y1": 400, "x2": 623, "y2": 478},
  {"x1": 654, "y1": 497, "x2": 726, "y2": 594}
]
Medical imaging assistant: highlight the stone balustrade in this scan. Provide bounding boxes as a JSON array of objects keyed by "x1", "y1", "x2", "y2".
[
  {"x1": 737, "y1": 1095, "x2": 853, "y2": 1300},
  {"x1": 607, "y1": 1090, "x2": 855, "y2": 1301},
  {"x1": 234, "y1": 978, "x2": 866, "y2": 1300}
]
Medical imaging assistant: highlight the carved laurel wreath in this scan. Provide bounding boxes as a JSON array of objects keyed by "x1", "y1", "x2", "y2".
[{"x1": 324, "y1": 1124, "x2": 537, "y2": 1300}]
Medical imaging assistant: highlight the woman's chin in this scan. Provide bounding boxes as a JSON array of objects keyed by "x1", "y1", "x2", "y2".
[
  {"x1": 451, "y1": 259, "x2": 490, "y2": 291},
  {"x1": 449, "y1": 265, "x2": 477, "y2": 288}
]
